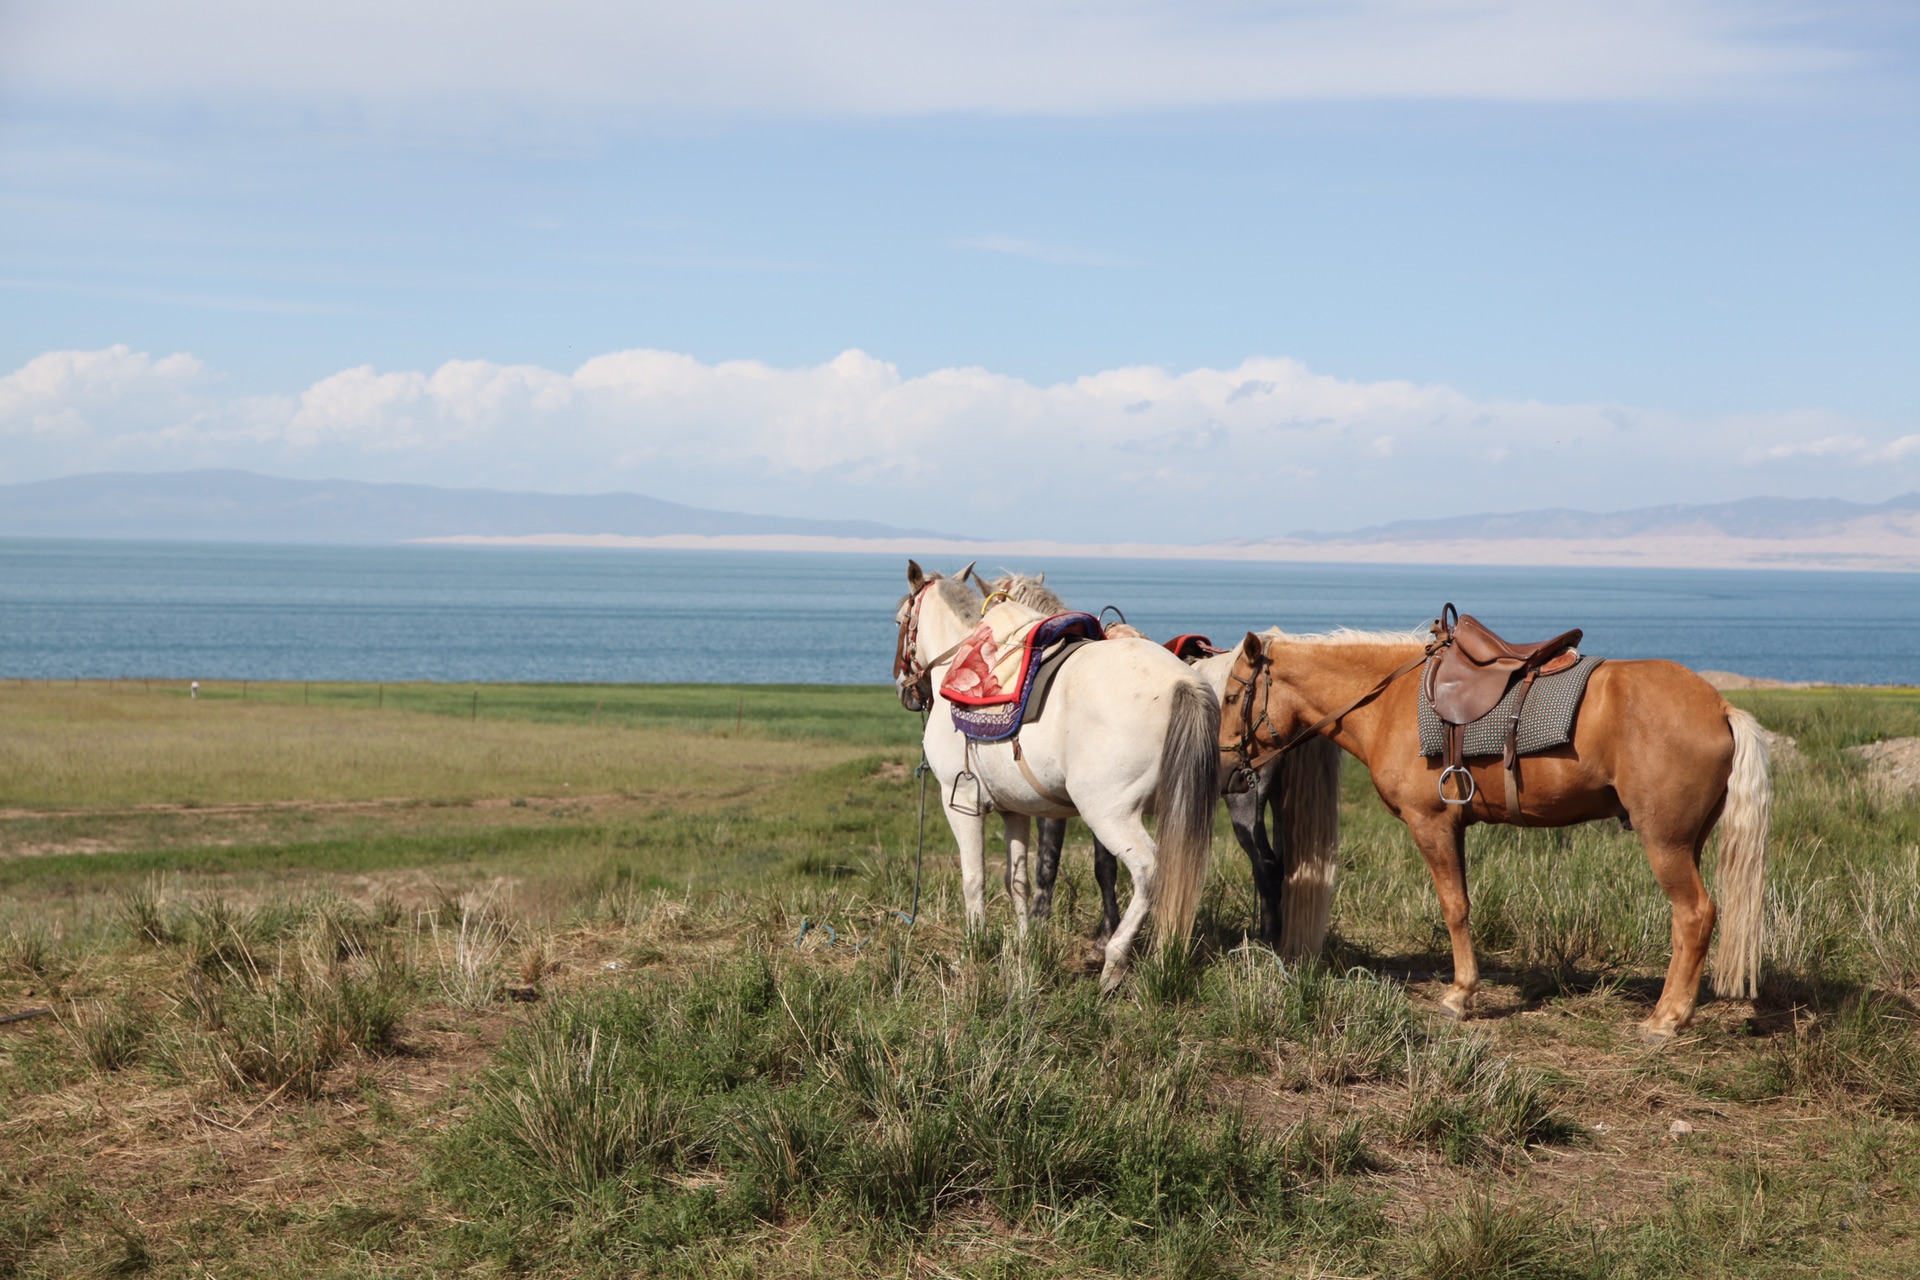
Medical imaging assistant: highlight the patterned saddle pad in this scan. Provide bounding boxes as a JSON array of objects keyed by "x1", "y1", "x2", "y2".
[
  {"x1": 1417, "y1": 655, "x2": 1605, "y2": 759},
  {"x1": 943, "y1": 606, "x2": 1105, "y2": 742}
]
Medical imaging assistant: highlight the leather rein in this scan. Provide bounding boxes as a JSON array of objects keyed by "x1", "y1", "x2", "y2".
[{"x1": 1221, "y1": 639, "x2": 1439, "y2": 789}]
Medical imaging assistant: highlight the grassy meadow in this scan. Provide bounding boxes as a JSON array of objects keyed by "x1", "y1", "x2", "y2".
[{"x1": 3, "y1": 679, "x2": 1919, "y2": 1278}]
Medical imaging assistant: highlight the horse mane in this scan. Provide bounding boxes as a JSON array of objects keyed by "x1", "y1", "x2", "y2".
[
  {"x1": 988, "y1": 572, "x2": 1070, "y2": 614},
  {"x1": 933, "y1": 573, "x2": 983, "y2": 616},
  {"x1": 1265, "y1": 626, "x2": 1427, "y2": 647}
]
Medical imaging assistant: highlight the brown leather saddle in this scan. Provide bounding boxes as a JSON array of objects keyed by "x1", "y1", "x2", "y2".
[{"x1": 1423, "y1": 604, "x2": 1582, "y2": 820}]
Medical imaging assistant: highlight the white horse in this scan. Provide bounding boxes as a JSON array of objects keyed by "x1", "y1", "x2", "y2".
[
  {"x1": 894, "y1": 560, "x2": 1220, "y2": 990},
  {"x1": 977, "y1": 570, "x2": 1342, "y2": 960}
]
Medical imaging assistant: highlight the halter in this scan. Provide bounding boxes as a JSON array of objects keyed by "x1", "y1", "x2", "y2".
[
  {"x1": 892, "y1": 582, "x2": 967, "y2": 712},
  {"x1": 1220, "y1": 636, "x2": 1439, "y2": 792}
]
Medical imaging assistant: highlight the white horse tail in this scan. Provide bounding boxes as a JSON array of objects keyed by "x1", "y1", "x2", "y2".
[
  {"x1": 1153, "y1": 679, "x2": 1221, "y2": 951},
  {"x1": 1277, "y1": 735, "x2": 1342, "y2": 961},
  {"x1": 1712, "y1": 706, "x2": 1771, "y2": 999}
]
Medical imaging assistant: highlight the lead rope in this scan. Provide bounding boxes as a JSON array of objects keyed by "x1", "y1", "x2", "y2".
[
  {"x1": 806, "y1": 709, "x2": 931, "y2": 948},
  {"x1": 898, "y1": 707, "x2": 931, "y2": 926}
]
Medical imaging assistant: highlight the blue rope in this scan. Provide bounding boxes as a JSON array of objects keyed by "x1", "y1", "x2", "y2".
[
  {"x1": 794, "y1": 919, "x2": 838, "y2": 948},
  {"x1": 797, "y1": 718, "x2": 932, "y2": 950}
]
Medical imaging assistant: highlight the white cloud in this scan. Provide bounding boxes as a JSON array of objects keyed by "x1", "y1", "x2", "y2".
[
  {"x1": 0, "y1": 1, "x2": 1862, "y2": 120},
  {"x1": 3, "y1": 344, "x2": 1912, "y2": 540},
  {"x1": 1743, "y1": 430, "x2": 1920, "y2": 466},
  {"x1": 0, "y1": 345, "x2": 205, "y2": 439}
]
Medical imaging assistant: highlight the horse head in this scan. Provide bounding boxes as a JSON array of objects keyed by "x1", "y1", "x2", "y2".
[{"x1": 894, "y1": 559, "x2": 985, "y2": 711}]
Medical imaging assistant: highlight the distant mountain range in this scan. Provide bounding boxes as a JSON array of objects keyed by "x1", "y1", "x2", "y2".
[
  {"x1": 0, "y1": 470, "x2": 953, "y2": 543},
  {"x1": 2, "y1": 471, "x2": 1917, "y2": 572}
]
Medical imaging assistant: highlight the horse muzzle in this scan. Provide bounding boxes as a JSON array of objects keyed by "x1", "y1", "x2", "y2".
[{"x1": 897, "y1": 674, "x2": 933, "y2": 713}]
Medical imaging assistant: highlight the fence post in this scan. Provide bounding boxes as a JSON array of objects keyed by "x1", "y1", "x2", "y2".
[{"x1": 471, "y1": 690, "x2": 478, "y2": 722}]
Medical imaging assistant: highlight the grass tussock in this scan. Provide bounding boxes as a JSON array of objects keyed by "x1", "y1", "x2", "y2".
[
  {"x1": 1402, "y1": 1035, "x2": 1582, "y2": 1165},
  {"x1": 1745, "y1": 994, "x2": 1920, "y2": 1116},
  {"x1": 1410, "y1": 1194, "x2": 1598, "y2": 1280},
  {"x1": 0, "y1": 923, "x2": 58, "y2": 979},
  {"x1": 203, "y1": 962, "x2": 408, "y2": 1097},
  {"x1": 61, "y1": 997, "x2": 151, "y2": 1074}
]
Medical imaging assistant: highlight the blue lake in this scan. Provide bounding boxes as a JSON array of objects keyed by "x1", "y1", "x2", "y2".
[{"x1": 1, "y1": 539, "x2": 1915, "y2": 685}]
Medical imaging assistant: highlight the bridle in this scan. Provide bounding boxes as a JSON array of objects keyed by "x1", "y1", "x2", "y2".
[
  {"x1": 1220, "y1": 636, "x2": 1440, "y2": 792},
  {"x1": 892, "y1": 582, "x2": 967, "y2": 712}
]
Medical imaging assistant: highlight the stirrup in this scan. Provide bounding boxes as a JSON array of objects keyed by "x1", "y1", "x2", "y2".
[
  {"x1": 949, "y1": 769, "x2": 989, "y2": 817},
  {"x1": 1438, "y1": 765, "x2": 1476, "y2": 806}
]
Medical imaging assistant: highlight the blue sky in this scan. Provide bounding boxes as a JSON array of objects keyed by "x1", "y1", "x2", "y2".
[{"x1": 2, "y1": 2, "x2": 1916, "y2": 541}]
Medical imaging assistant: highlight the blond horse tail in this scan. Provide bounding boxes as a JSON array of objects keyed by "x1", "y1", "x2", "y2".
[
  {"x1": 1153, "y1": 679, "x2": 1221, "y2": 950},
  {"x1": 1712, "y1": 707, "x2": 1771, "y2": 999},
  {"x1": 1277, "y1": 735, "x2": 1343, "y2": 960}
]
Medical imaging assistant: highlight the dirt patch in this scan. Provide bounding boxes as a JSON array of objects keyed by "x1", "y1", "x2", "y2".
[
  {"x1": 1848, "y1": 737, "x2": 1920, "y2": 795},
  {"x1": 0, "y1": 791, "x2": 628, "y2": 823},
  {"x1": 0, "y1": 791, "x2": 678, "y2": 861}
]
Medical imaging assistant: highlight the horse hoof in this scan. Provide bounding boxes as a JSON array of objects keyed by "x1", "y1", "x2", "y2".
[
  {"x1": 1098, "y1": 970, "x2": 1126, "y2": 998},
  {"x1": 1638, "y1": 1025, "x2": 1676, "y2": 1047}
]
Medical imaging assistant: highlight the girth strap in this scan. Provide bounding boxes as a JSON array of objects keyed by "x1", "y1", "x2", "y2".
[{"x1": 1012, "y1": 739, "x2": 1072, "y2": 809}]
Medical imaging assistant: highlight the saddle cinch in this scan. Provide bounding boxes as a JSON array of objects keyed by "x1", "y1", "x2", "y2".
[{"x1": 1423, "y1": 604, "x2": 1582, "y2": 821}]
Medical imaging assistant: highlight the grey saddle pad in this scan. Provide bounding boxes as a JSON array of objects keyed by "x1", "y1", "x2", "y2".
[{"x1": 1418, "y1": 655, "x2": 1605, "y2": 759}]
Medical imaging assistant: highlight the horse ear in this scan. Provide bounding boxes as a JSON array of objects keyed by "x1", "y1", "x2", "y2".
[
  {"x1": 907, "y1": 559, "x2": 926, "y2": 589},
  {"x1": 1240, "y1": 632, "x2": 1265, "y2": 663},
  {"x1": 956, "y1": 560, "x2": 977, "y2": 587}
]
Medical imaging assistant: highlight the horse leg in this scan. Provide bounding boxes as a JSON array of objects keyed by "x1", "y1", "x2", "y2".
[
  {"x1": 943, "y1": 795, "x2": 990, "y2": 930},
  {"x1": 1092, "y1": 838, "x2": 1121, "y2": 945},
  {"x1": 1004, "y1": 812, "x2": 1033, "y2": 938},
  {"x1": 1639, "y1": 828, "x2": 1717, "y2": 1042},
  {"x1": 1081, "y1": 812, "x2": 1157, "y2": 995},
  {"x1": 1030, "y1": 818, "x2": 1065, "y2": 923},
  {"x1": 1228, "y1": 776, "x2": 1284, "y2": 950},
  {"x1": 1407, "y1": 815, "x2": 1479, "y2": 1018}
]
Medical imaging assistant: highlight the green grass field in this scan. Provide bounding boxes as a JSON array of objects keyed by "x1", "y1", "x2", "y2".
[{"x1": 2, "y1": 679, "x2": 1918, "y2": 1278}]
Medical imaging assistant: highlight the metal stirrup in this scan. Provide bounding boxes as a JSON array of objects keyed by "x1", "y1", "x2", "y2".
[{"x1": 1438, "y1": 764, "x2": 1477, "y2": 806}]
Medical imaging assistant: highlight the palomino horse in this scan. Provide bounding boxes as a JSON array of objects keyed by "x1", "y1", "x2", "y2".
[
  {"x1": 979, "y1": 571, "x2": 1341, "y2": 959},
  {"x1": 894, "y1": 562, "x2": 1219, "y2": 990},
  {"x1": 1220, "y1": 627, "x2": 1769, "y2": 1041}
]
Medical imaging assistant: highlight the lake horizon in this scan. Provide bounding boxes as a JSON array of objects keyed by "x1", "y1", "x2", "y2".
[{"x1": 3, "y1": 537, "x2": 1917, "y2": 687}]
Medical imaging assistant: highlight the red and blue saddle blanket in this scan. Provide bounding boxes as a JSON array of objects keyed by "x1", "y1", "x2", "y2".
[{"x1": 942, "y1": 609, "x2": 1106, "y2": 742}]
